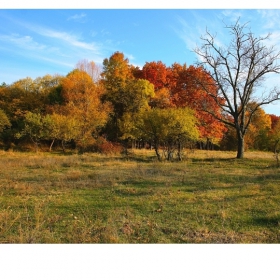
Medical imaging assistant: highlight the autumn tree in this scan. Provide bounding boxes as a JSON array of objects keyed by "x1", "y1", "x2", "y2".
[
  {"x1": 269, "y1": 114, "x2": 280, "y2": 131},
  {"x1": 270, "y1": 118, "x2": 280, "y2": 166},
  {"x1": 61, "y1": 69, "x2": 111, "y2": 151},
  {"x1": 170, "y1": 64, "x2": 226, "y2": 148},
  {"x1": 17, "y1": 111, "x2": 78, "y2": 152},
  {"x1": 140, "y1": 61, "x2": 172, "y2": 108},
  {"x1": 0, "y1": 76, "x2": 56, "y2": 146},
  {"x1": 101, "y1": 52, "x2": 155, "y2": 141},
  {"x1": 245, "y1": 104, "x2": 272, "y2": 150},
  {"x1": 222, "y1": 104, "x2": 272, "y2": 151},
  {"x1": 0, "y1": 75, "x2": 63, "y2": 119},
  {"x1": 101, "y1": 52, "x2": 133, "y2": 139},
  {"x1": 195, "y1": 20, "x2": 280, "y2": 158},
  {"x1": 8, "y1": 76, "x2": 60, "y2": 114},
  {"x1": 141, "y1": 61, "x2": 168, "y2": 91}
]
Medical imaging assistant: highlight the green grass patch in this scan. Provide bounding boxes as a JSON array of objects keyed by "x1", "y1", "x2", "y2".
[{"x1": 0, "y1": 149, "x2": 279, "y2": 243}]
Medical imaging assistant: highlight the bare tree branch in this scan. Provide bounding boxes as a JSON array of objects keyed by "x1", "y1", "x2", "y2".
[{"x1": 194, "y1": 19, "x2": 280, "y2": 158}]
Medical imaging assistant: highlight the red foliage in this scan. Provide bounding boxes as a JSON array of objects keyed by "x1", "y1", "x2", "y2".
[
  {"x1": 92, "y1": 137, "x2": 122, "y2": 155},
  {"x1": 269, "y1": 114, "x2": 280, "y2": 130},
  {"x1": 169, "y1": 65, "x2": 227, "y2": 141},
  {"x1": 140, "y1": 61, "x2": 168, "y2": 91}
]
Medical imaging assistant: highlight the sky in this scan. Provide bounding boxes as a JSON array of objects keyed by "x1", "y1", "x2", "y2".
[{"x1": 1, "y1": 4, "x2": 280, "y2": 115}]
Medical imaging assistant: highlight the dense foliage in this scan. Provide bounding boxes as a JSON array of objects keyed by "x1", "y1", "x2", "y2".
[{"x1": 0, "y1": 52, "x2": 279, "y2": 159}]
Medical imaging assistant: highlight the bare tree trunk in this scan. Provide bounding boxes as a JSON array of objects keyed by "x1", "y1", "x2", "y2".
[
  {"x1": 154, "y1": 141, "x2": 161, "y2": 161},
  {"x1": 177, "y1": 140, "x2": 183, "y2": 161},
  {"x1": 122, "y1": 139, "x2": 129, "y2": 160},
  {"x1": 274, "y1": 139, "x2": 279, "y2": 167},
  {"x1": 237, "y1": 133, "x2": 245, "y2": 159},
  {"x1": 30, "y1": 136, "x2": 39, "y2": 153},
  {"x1": 61, "y1": 140, "x2": 66, "y2": 153},
  {"x1": 49, "y1": 139, "x2": 55, "y2": 152}
]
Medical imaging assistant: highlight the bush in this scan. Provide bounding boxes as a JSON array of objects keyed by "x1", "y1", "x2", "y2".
[{"x1": 91, "y1": 137, "x2": 122, "y2": 155}]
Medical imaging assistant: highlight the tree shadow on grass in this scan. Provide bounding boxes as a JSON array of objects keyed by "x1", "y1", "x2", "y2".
[
  {"x1": 113, "y1": 187, "x2": 155, "y2": 197},
  {"x1": 252, "y1": 217, "x2": 280, "y2": 227},
  {"x1": 191, "y1": 157, "x2": 237, "y2": 162}
]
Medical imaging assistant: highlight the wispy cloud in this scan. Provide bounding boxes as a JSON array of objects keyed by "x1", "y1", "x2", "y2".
[
  {"x1": 3, "y1": 14, "x2": 104, "y2": 54},
  {"x1": 100, "y1": 29, "x2": 111, "y2": 36},
  {"x1": 174, "y1": 16, "x2": 197, "y2": 51},
  {"x1": 263, "y1": 31, "x2": 280, "y2": 50},
  {"x1": 124, "y1": 53, "x2": 135, "y2": 61},
  {"x1": 39, "y1": 29, "x2": 101, "y2": 52},
  {"x1": 0, "y1": 33, "x2": 46, "y2": 51},
  {"x1": 220, "y1": 10, "x2": 244, "y2": 23},
  {"x1": 174, "y1": 13, "x2": 229, "y2": 63},
  {"x1": 0, "y1": 17, "x2": 108, "y2": 78},
  {"x1": 67, "y1": 13, "x2": 87, "y2": 23},
  {"x1": 257, "y1": 10, "x2": 280, "y2": 30}
]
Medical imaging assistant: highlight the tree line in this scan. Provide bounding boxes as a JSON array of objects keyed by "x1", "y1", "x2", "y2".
[{"x1": 1, "y1": 20, "x2": 280, "y2": 159}]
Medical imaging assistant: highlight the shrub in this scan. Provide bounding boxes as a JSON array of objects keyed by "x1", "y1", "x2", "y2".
[{"x1": 91, "y1": 137, "x2": 122, "y2": 155}]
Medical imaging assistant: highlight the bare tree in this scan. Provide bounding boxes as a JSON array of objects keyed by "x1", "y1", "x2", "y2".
[
  {"x1": 76, "y1": 59, "x2": 102, "y2": 83},
  {"x1": 194, "y1": 20, "x2": 280, "y2": 158}
]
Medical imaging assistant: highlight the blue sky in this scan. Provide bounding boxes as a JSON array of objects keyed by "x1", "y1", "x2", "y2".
[{"x1": 1, "y1": 7, "x2": 280, "y2": 115}]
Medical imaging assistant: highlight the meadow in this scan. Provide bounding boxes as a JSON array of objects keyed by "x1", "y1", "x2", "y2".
[{"x1": 0, "y1": 149, "x2": 279, "y2": 243}]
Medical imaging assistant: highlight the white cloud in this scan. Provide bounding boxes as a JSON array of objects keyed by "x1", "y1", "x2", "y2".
[
  {"x1": 124, "y1": 53, "x2": 135, "y2": 61},
  {"x1": 262, "y1": 31, "x2": 280, "y2": 50},
  {"x1": 257, "y1": 10, "x2": 280, "y2": 30},
  {"x1": 100, "y1": 29, "x2": 111, "y2": 36},
  {"x1": 174, "y1": 14, "x2": 230, "y2": 64},
  {"x1": 174, "y1": 17, "x2": 197, "y2": 51},
  {"x1": 33, "y1": 28, "x2": 101, "y2": 53},
  {"x1": 0, "y1": 24, "x2": 105, "y2": 76},
  {"x1": 0, "y1": 33, "x2": 46, "y2": 51},
  {"x1": 220, "y1": 10, "x2": 244, "y2": 23},
  {"x1": 67, "y1": 13, "x2": 87, "y2": 22},
  {"x1": 6, "y1": 17, "x2": 104, "y2": 55}
]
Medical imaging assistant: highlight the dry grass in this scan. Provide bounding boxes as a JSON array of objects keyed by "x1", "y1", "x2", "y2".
[{"x1": 0, "y1": 149, "x2": 279, "y2": 243}]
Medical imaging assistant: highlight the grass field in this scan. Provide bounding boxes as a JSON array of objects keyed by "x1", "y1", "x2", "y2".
[{"x1": 0, "y1": 149, "x2": 279, "y2": 243}]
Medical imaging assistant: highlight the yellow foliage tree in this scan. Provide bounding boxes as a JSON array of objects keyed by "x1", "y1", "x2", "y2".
[
  {"x1": 61, "y1": 69, "x2": 111, "y2": 151},
  {"x1": 245, "y1": 104, "x2": 272, "y2": 150},
  {"x1": 134, "y1": 107, "x2": 199, "y2": 161}
]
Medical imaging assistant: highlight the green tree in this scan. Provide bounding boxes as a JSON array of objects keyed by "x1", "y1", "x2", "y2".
[
  {"x1": 135, "y1": 107, "x2": 199, "y2": 161},
  {"x1": 0, "y1": 109, "x2": 11, "y2": 133},
  {"x1": 18, "y1": 112, "x2": 52, "y2": 152},
  {"x1": 47, "y1": 113, "x2": 80, "y2": 152},
  {"x1": 0, "y1": 75, "x2": 64, "y2": 147}
]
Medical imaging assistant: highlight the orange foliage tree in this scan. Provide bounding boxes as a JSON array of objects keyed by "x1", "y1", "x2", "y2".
[{"x1": 169, "y1": 65, "x2": 227, "y2": 148}]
